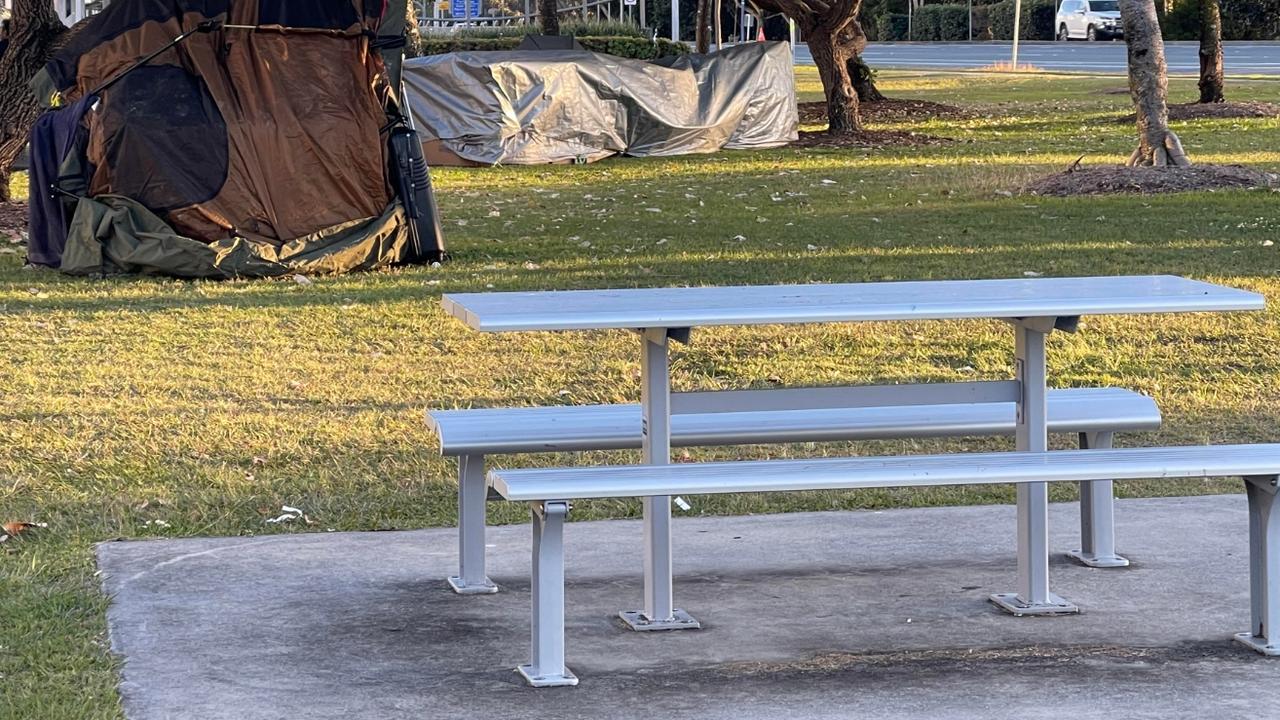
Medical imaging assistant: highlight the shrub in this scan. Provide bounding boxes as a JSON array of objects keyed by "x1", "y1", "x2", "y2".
[
  {"x1": 1159, "y1": 0, "x2": 1199, "y2": 40},
  {"x1": 419, "y1": 37, "x2": 522, "y2": 53},
  {"x1": 449, "y1": 25, "x2": 530, "y2": 39},
  {"x1": 577, "y1": 36, "x2": 688, "y2": 58},
  {"x1": 916, "y1": 4, "x2": 971, "y2": 40},
  {"x1": 988, "y1": 0, "x2": 1056, "y2": 40},
  {"x1": 877, "y1": 13, "x2": 910, "y2": 40},
  {"x1": 434, "y1": 20, "x2": 648, "y2": 40},
  {"x1": 560, "y1": 19, "x2": 648, "y2": 37},
  {"x1": 1221, "y1": 0, "x2": 1280, "y2": 40},
  {"x1": 971, "y1": 3, "x2": 995, "y2": 39},
  {"x1": 418, "y1": 35, "x2": 688, "y2": 59}
]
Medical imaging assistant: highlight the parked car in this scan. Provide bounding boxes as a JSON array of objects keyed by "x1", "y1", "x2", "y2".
[{"x1": 1056, "y1": 0, "x2": 1123, "y2": 41}]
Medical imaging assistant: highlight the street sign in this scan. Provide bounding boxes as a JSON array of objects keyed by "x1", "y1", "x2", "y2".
[
  {"x1": 451, "y1": 0, "x2": 481, "y2": 18},
  {"x1": 624, "y1": 0, "x2": 637, "y2": 5}
]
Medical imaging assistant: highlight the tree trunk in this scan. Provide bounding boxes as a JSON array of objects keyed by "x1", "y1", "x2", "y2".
[
  {"x1": 405, "y1": 1, "x2": 422, "y2": 58},
  {"x1": 539, "y1": 0, "x2": 560, "y2": 34},
  {"x1": 695, "y1": 0, "x2": 711, "y2": 53},
  {"x1": 1198, "y1": 0, "x2": 1224, "y2": 103},
  {"x1": 753, "y1": 0, "x2": 866, "y2": 133},
  {"x1": 1118, "y1": 0, "x2": 1189, "y2": 166},
  {"x1": 0, "y1": 0, "x2": 67, "y2": 202},
  {"x1": 807, "y1": 28, "x2": 861, "y2": 134},
  {"x1": 851, "y1": 55, "x2": 886, "y2": 103}
]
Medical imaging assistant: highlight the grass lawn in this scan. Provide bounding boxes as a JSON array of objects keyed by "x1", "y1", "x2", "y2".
[{"x1": 3, "y1": 68, "x2": 1280, "y2": 716}]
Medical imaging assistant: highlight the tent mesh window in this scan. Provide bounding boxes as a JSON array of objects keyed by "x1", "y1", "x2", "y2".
[
  {"x1": 98, "y1": 64, "x2": 229, "y2": 213},
  {"x1": 258, "y1": 1, "x2": 360, "y2": 27}
]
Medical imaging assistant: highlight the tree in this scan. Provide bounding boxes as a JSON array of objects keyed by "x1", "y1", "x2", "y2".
[
  {"x1": 0, "y1": 0, "x2": 68, "y2": 202},
  {"x1": 405, "y1": 1, "x2": 422, "y2": 58},
  {"x1": 539, "y1": 0, "x2": 560, "y2": 34},
  {"x1": 1118, "y1": 0, "x2": 1189, "y2": 166},
  {"x1": 1198, "y1": 0, "x2": 1224, "y2": 103},
  {"x1": 695, "y1": 0, "x2": 712, "y2": 52},
  {"x1": 850, "y1": 49, "x2": 884, "y2": 102},
  {"x1": 756, "y1": 0, "x2": 867, "y2": 133}
]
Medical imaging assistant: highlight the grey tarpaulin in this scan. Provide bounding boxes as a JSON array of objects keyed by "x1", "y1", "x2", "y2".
[{"x1": 402, "y1": 42, "x2": 798, "y2": 166}]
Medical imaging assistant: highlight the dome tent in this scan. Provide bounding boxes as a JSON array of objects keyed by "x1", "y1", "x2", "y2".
[{"x1": 26, "y1": 0, "x2": 444, "y2": 277}]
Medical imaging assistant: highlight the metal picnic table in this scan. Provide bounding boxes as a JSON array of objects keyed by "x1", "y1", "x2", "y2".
[{"x1": 443, "y1": 275, "x2": 1264, "y2": 627}]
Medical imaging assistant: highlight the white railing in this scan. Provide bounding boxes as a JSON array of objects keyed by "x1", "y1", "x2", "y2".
[{"x1": 416, "y1": 0, "x2": 647, "y2": 29}]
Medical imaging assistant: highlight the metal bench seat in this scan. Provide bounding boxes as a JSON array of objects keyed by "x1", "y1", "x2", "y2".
[
  {"x1": 428, "y1": 387, "x2": 1158, "y2": 455},
  {"x1": 427, "y1": 387, "x2": 1161, "y2": 593},
  {"x1": 488, "y1": 444, "x2": 1280, "y2": 686}
]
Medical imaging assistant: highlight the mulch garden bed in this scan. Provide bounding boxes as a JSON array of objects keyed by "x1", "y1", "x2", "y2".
[
  {"x1": 1116, "y1": 101, "x2": 1280, "y2": 122},
  {"x1": 798, "y1": 98, "x2": 969, "y2": 126},
  {"x1": 0, "y1": 202, "x2": 27, "y2": 245},
  {"x1": 792, "y1": 129, "x2": 951, "y2": 149},
  {"x1": 1026, "y1": 164, "x2": 1279, "y2": 196}
]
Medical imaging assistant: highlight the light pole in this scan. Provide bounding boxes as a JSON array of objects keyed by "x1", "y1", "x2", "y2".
[
  {"x1": 1011, "y1": 0, "x2": 1022, "y2": 68},
  {"x1": 671, "y1": 0, "x2": 679, "y2": 40}
]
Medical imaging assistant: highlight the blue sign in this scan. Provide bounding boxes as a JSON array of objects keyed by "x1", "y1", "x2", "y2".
[{"x1": 451, "y1": 0, "x2": 482, "y2": 17}]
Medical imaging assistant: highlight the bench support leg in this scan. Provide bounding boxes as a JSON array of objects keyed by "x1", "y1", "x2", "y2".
[
  {"x1": 1068, "y1": 432, "x2": 1130, "y2": 568},
  {"x1": 449, "y1": 454, "x2": 499, "y2": 594},
  {"x1": 621, "y1": 328, "x2": 700, "y2": 632},
  {"x1": 1236, "y1": 476, "x2": 1280, "y2": 656},
  {"x1": 519, "y1": 500, "x2": 578, "y2": 687},
  {"x1": 992, "y1": 323, "x2": 1080, "y2": 617}
]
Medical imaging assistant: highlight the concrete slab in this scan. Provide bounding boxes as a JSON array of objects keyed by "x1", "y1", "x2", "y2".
[{"x1": 98, "y1": 494, "x2": 1279, "y2": 720}]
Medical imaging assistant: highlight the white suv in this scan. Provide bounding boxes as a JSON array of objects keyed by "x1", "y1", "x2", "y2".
[{"x1": 1056, "y1": 0, "x2": 1123, "y2": 41}]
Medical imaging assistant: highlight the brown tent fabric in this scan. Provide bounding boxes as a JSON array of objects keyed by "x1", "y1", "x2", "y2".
[{"x1": 33, "y1": 0, "x2": 422, "y2": 277}]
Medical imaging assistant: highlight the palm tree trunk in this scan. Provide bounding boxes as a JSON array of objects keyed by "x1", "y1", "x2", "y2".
[
  {"x1": 695, "y1": 0, "x2": 711, "y2": 52},
  {"x1": 1198, "y1": 0, "x2": 1224, "y2": 103},
  {"x1": 1118, "y1": 0, "x2": 1189, "y2": 166},
  {"x1": 539, "y1": 0, "x2": 560, "y2": 34}
]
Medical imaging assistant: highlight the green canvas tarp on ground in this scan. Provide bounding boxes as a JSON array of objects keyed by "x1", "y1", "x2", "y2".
[{"x1": 61, "y1": 196, "x2": 410, "y2": 278}]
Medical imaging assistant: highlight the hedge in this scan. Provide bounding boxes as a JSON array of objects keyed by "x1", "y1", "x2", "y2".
[
  {"x1": 971, "y1": 3, "x2": 995, "y2": 40},
  {"x1": 450, "y1": 20, "x2": 648, "y2": 39},
  {"x1": 877, "y1": 13, "x2": 910, "y2": 40},
  {"x1": 578, "y1": 37, "x2": 689, "y2": 58},
  {"x1": 1222, "y1": 0, "x2": 1280, "y2": 39},
  {"x1": 418, "y1": 36, "x2": 689, "y2": 59},
  {"x1": 915, "y1": 4, "x2": 971, "y2": 40},
  {"x1": 1167, "y1": 0, "x2": 1280, "y2": 41},
  {"x1": 987, "y1": 0, "x2": 1056, "y2": 40},
  {"x1": 1158, "y1": 0, "x2": 1199, "y2": 40}
]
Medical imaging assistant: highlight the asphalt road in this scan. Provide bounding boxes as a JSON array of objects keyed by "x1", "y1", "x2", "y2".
[{"x1": 794, "y1": 41, "x2": 1280, "y2": 75}]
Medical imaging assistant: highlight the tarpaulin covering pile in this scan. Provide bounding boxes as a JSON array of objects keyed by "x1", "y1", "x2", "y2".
[
  {"x1": 27, "y1": 0, "x2": 431, "y2": 277},
  {"x1": 402, "y1": 42, "x2": 798, "y2": 166}
]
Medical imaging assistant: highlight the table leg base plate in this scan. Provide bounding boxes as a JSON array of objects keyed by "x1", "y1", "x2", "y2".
[
  {"x1": 618, "y1": 609, "x2": 702, "y2": 631},
  {"x1": 1234, "y1": 632, "x2": 1280, "y2": 656},
  {"x1": 517, "y1": 665, "x2": 579, "y2": 687},
  {"x1": 989, "y1": 592, "x2": 1080, "y2": 616},
  {"x1": 1066, "y1": 550, "x2": 1130, "y2": 568},
  {"x1": 448, "y1": 576, "x2": 500, "y2": 595}
]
